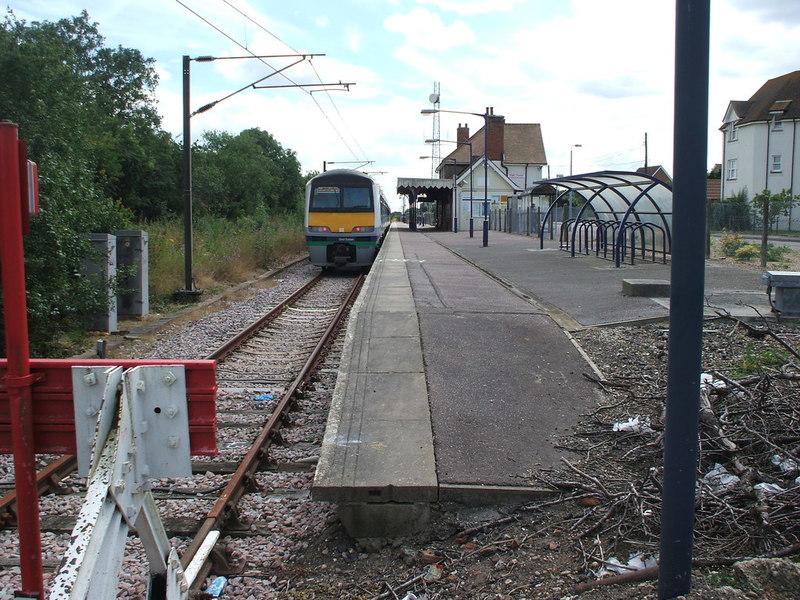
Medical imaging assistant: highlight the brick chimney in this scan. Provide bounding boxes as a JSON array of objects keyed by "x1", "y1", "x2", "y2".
[
  {"x1": 485, "y1": 107, "x2": 505, "y2": 162},
  {"x1": 457, "y1": 123, "x2": 470, "y2": 145}
]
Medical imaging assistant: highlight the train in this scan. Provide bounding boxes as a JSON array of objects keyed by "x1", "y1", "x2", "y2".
[{"x1": 304, "y1": 169, "x2": 392, "y2": 269}]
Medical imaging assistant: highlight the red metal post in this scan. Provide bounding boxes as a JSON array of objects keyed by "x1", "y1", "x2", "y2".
[{"x1": 0, "y1": 121, "x2": 44, "y2": 598}]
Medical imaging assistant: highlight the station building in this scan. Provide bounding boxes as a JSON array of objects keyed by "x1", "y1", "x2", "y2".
[{"x1": 398, "y1": 107, "x2": 548, "y2": 231}]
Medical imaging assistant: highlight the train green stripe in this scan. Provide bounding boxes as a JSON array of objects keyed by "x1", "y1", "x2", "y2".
[{"x1": 307, "y1": 240, "x2": 377, "y2": 247}]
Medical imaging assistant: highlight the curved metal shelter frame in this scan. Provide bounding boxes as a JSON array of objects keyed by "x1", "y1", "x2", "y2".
[{"x1": 534, "y1": 170, "x2": 673, "y2": 267}]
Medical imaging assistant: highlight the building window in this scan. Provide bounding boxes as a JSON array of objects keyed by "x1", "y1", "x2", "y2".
[
  {"x1": 727, "y1": 158, "x2": 738, "y2": 180},
  {"x1": 728, "y1": 124, "x2": 738, "y2": 141},
  {"x1": 771, "y1": 115, "x2": 784, "y2": 131},
  {"x1": 771, "y1": 154, "x2": 782, "y2": 173}
]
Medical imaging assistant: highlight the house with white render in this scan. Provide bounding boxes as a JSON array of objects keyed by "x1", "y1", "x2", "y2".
[{"x1": 720, "y1": 70, "x2": 800, "y2": 228}]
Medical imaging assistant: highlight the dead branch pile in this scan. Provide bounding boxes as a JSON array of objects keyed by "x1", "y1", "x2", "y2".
[{"x1": 552, "y1": 319, "x2": 800, "y2": 573}]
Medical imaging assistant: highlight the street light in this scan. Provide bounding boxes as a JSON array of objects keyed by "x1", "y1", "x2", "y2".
[
  {"x1": 422, "y1": 107, "x2": 494, "y2": 247},
  {"x1": 426, "y1": 138, "x2": 473, "y2": 236},
  {"x1": 570, "y1": 143, "x2": 582, "y2": 176},
  {"x1": 180, "y1": 53, "x2": 351, "y2": 299},
  {"x1": 568, "y1": 144, "x2": 582, "y2": 220}
]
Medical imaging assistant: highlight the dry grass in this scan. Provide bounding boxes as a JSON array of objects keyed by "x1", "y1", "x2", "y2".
[{"x1": 146, "y1": 214, "x2": 306, "y2": 301}]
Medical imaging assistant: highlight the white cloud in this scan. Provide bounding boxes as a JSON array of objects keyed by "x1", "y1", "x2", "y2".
[
  {"x1": 415, "y1": 0, "x2": 526, "y2": 16},
  {"x1": 346, "y1": 27, "x2": 362, "y2": 53},
  {"x1": 384, "y1": 8, "x2": 476, "y2": 51},
  {"x1": 18, "y1": 0, "x2": 800, "y2": 207}
]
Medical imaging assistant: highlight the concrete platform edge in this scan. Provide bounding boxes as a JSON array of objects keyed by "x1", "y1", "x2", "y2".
[{"x1": 313, "y1": 227, "x2": 438, "y2": 536}]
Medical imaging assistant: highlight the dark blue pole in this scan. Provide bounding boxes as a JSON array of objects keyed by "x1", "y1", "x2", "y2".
[
  {"x1": 658, "y1": 1, "x2": 709, "y2": 598},
  {"x1": 482, "y1": 111, "x2": 489, "y2": 247}
]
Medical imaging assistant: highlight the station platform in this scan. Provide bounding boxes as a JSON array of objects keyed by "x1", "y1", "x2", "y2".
[{"x1": 312, "y1": 224, "x2": 774, "y2": 537}]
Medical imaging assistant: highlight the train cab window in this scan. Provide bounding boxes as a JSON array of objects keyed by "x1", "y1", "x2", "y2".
[
  {"x1": 342, "y1": 187, "x2": 372, "y2": 210},
  {"x1": 311, "y1": 187, "x2": 340, "y2": 210},
  {"x1": 311, "y1": 184, "x2": 373, "y2": 211}
]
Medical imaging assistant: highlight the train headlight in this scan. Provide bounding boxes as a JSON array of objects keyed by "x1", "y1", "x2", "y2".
[
  {"x1": 351, "y1": 226, "x2": 374, "y2": 233},
  {"x1": 308, "y1": 226, "x2": 330, "y2": 232}
]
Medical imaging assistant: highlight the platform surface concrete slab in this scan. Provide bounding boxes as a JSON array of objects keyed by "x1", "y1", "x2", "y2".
[
  {"x1": 314, "y1": 224, "x2": 779, "y2": 527},
  {"x1": 424, "y1": 229, "x2": 772, "y2": 325},
  {"x1": 313, "y1": 228, "x2": 437, "y2": 507},
  {"x1": 400, "y1": 231, "x2": 604, "y2": 487}
]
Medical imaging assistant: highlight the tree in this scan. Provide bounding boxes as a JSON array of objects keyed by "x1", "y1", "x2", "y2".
[
  {"x1": 192, "y1": 128, "x2": 304, "y2": 219},
  {"x1": 0, "y1": 10, "x2": 166, "y2": 354},
  {"x1": 751, "y1": 189, "x2": 797, "y2": 267}
]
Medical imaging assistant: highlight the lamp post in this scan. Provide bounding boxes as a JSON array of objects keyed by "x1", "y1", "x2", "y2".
[
  {"x1": 570, "y1": 143, "x2": 582, "y2": 175},
  {"x1": 568, "y1": 144, "x2": 582, "y2": 220},
  {"x1": 422, "y1": 107, "x2": 493, "y2": 247},
  {"x1": 426, "y1": 138, "x2": 473, "y2": 236},
  {"x1": 181, "y1": 53, "x2": 349, "y2": 299}
]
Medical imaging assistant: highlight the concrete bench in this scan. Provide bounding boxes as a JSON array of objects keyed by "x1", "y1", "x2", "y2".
[{"x1": 621, "y1": 279, "x2": 671, "y2": 297}]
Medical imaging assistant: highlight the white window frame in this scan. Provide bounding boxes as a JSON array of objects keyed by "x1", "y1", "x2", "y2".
[
  {"x1": 771, "y1": 154, "x2": 782, "y2": 173},
  {"x1": 726, "y1": 158, "x2": 738, "y2": 180},
  {"x1": 728, "y1": 123, "x2": 738, "y2": 142},
  {"x1": 771, "y1": 115, "x2": 784, "y2": 131}
]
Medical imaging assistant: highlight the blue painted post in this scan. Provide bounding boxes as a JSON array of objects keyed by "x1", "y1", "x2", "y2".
[{"x1": 657, "y1": 1, "x2": 710, "y2": 598}]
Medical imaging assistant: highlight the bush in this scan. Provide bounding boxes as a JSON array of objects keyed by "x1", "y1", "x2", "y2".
[
  {"x1": 719, "y1": 230, "x2": 745, "y2": 257},
  {"x1": 734, "y1": 244, "x2": 759, "y2": 260},
  {"x1": 767, "y1": 244, "x2": 790, "y2": 262}
]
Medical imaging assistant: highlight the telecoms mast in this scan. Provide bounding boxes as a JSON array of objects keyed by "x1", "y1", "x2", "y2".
[{"x1": 429, "y1": 83, "x2": 441, "y2": 178}]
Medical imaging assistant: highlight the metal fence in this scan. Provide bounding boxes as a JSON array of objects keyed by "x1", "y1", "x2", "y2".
[
  {"x1": 709, "y1": 201, "x2": 800, "y2": 232},
  {"x1": 489, "y1": 197, "x2": 570, "y2": 238}
]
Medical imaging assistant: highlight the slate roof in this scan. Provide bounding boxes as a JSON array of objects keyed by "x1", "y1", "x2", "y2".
[
  {"x1": 444, "y1": 123, "x2": 547, "y2": 165},
  {"x1": 636, "y1": 165, "x2": 672, "y2": 184},
  {"x1": 730, "y1": 70, "x2": 800, "y2": 125}
]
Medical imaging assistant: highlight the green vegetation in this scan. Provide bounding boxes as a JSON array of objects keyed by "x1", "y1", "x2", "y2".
[
  {"x1": 718, "y1": 230, "x2": 791, "y2": 262},
  {"x1": 752, "y1": 189, "x2": 799, "y2": 266},
  {"x1": 732, "y1": 343, "x2": 792, "y2": 377},
  {"x1": 0, "y1": 10, "x2": 307, "y2": 356},
  {"x1": 148, "y1": 212, "x2": 305, "y2": 304}
]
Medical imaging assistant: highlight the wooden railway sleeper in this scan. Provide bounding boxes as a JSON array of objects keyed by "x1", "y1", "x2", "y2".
[{"x1": 181, "y1": 275, "x2": 364, "y2": 594}]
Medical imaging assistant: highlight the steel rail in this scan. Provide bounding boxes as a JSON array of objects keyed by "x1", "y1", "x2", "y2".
[
  {"x1": 205, "y1": 273, "x2": 324, "y2": 361},
  {"x1": 0, "y1": 454, "x2": 78, "y2": 525},
  {"x1": 0, "y1": 275, "x2": 325, "y2": 530},
  {"x1": 181, "y1": 274, "x2": 364, "y2": 584},
  {"x1": 0, "y1": 275, "x2": 324, "y2": 527}
]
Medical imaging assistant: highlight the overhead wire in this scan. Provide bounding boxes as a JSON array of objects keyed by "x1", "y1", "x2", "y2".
[
  {"x1": 221, "y1": 0, "x2": 368, "y2": 162},
  {"x1": 174, "y1": 0, "x2": 364, "y2": 163}
]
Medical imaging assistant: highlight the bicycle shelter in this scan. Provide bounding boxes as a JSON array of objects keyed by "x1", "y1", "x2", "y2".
[{"x1": 526, "y1": 170, "x2": 673, "y2": 267}]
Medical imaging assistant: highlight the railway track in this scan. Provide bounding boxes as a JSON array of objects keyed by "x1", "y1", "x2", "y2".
[{"x1": 0, "y1": 265, "x2": 363, "y2": 597}]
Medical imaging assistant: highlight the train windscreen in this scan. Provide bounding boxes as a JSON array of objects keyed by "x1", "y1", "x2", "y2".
[{"x1": 310, "y1": 185, "x2": 373, "y2": 211}]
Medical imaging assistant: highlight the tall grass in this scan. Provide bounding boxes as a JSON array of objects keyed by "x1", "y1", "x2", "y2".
[{"x1": 146, "y1": 211, "x2": 306, "y2": 303}]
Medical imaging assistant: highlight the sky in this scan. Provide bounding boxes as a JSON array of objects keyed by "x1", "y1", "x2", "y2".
[{"x1": 10, "y1": 0, "x2": 800, "y2": 211}]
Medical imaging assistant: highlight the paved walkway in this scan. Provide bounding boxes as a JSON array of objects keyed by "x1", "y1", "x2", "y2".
[
  {"x1": 399, "y1": 229, "x2": 603, "y2": 487},
  {"x1": 313, "y1": 224, "x2": 777, "y2": 535},
  {"x1": 425, "y1": 227, "x2": 772, "y2": 327}
]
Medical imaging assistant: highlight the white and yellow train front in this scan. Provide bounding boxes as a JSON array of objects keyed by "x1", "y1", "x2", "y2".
[{"x1": 305, "y1": 169, "x2": 391, "y2": 268}]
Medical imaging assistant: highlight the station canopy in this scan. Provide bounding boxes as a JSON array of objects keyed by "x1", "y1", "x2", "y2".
[
  {"x1": 396, "y1": 177, "x2": 453, "y2": 203},
  {"x1": 531, "y1": 170, "x2": 673, "y2": 237}
]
